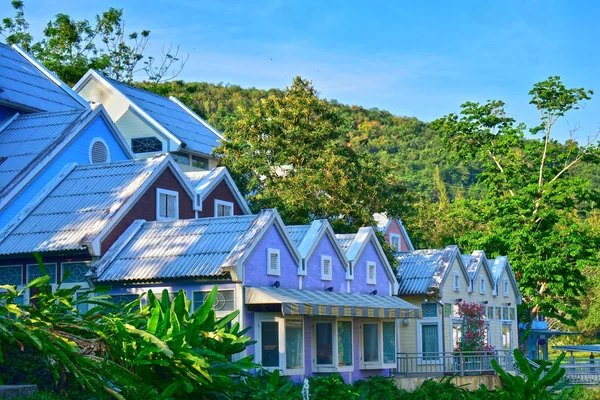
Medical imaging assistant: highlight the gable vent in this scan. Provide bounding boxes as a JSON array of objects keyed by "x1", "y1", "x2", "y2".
[
  {"x1": 323, "y1": 259, "x2": 330, "y2": 275},
  {"x1": 90, "y1": 139, "x2": 109, "y2": 164},
  {"x1": 270, "y1": 253, "x2": 279, "y2": 271}
]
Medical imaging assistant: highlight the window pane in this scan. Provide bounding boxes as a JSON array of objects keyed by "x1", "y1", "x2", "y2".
[
  {"x1": 131, "y1": 137, "x2": 162, "y2": 153},
  {"x1": 452, "y1": 324, "x2": 462, "y2": 351},
  {"x1": 62, "y1": 262, "x2": 91, "y2": 283},
  {"x1": 502, "y1": 307, "x2": 509, "y2": 321},
  {"x1": 0, "y1": 266, "x2": 22, "y2": 286},
  {"x1": 502, "y1": 325, "x2": 512, "y2": 350},
  {"x1": 509, "y1": 308, "x2": 515, "y2": 321},
  {"x1": 363, "y1": 323, "x2": 379, "y2": 362},
  {"x1": 191, "y1": 155, "x2": 209, "y2": 170},
  {"x1": 496, "y1": 307, "x2": 501, "y2": 320},
  {"x1": 171, "y1": 152, "x2": 190, "y2": 165},
  {"x1": 193, "y1": 290, "x2": 235, "y2": 312},
  {"x1": 422, "y1": 324, "x2": 439, "y2": 360},
  {"x1": 383, "y1": 322, "x2": 395, "y2": 364},
  {"x1": 487, "y1": 306, "x2": 494, "y2": 320},
  {"x1": 285, "y1": 320, "x2": 303, "y2": 369},
  {"x1": 316, "y1": 322, "x2": 333, "y2": 365},
  {"x1": 337, "y1": 321, "x2": 353, "y2": 367},
  {"x1": 444, "y1": 303, "x2": 452, "y2": 317},
  {"x1": 421, "y1": 303, "x2": 437, "y2": 318},
  {"x1": 27, "y1": 264, "x2": 56, "y2": 284},
  {"x1": 261, "y1": 321, "x2": 279, "y2": 367}
]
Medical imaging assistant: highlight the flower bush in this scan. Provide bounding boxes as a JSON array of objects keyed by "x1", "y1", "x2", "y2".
[{"x1": 454, "y1": 302, "x2": 494, "y2": 353}]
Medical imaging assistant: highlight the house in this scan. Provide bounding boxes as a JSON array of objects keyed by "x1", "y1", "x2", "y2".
[
  {"x1": 373, "y1": 213, "x2": 414, "y2": 253},
  {"x1": 87, "y1": 211, "x2": 419, "y2": 383},
  {"x1": 73, "y1": 70, "x2": 223, "y2": 171},
  {"x1": 0, "y1": 44, "x2": 134, "y2": 228},
  {"x1": 395, "y1": 246, "x2": 521, "y2": 375}
]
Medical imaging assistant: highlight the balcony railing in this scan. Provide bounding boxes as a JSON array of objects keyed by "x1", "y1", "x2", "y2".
[{"x1": 394, "y1": 350, "x2": 514, "y2": 377}]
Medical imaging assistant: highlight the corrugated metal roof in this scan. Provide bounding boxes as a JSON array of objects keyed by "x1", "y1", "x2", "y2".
[
  {"x1": 287, "y1": 225, "x2": 311, "y2": 246},
  {"x1": 0, "y1": 155, "x2": 168, "y2": 255},
  {"x1": 488, "y1": 256, "x2": 508, "y2": 282},
  {"x1": 396, "y1": 245, "x2": 460, "y2": 295},
  {"x1": 0, "y1": 109, "x2": 89, "y2": 197},
  {"x1": 94, "y1": 213, "x2": 270, "y2": 282},
  {"x1": 336, "y1": 233, "x2": 356, "y2": 252},
  {"x1": 0, "y1": 44, "x2": 86, "y2": 112},
  {"x1": 103, "y1": 75, "x2": 221, "y2": 155}
]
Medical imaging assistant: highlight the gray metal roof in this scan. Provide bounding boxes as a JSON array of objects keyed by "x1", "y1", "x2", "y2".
[
  {"x1": 396, "y1": 245, "x2": 461, "y2": 295},
  {"x1": 336, "y1": 233, "x2": 356, "y2": 252},
  {"x1": 0, "y1": 44, "x2": 86, "y2": 112},
  {"x1": 287, "y1": 225, "x2": 311, "y2": 246},
  {"x1": 0, "y1": 109, "x2": 89, "y2": 197},
  {"x1": 0, "y1": 155, "x2": 169, "y2": 255},
  {"x1": 102, "y1": 75, "x2": 221, "y2": 155},
  {"x1": 488, "y1": 256, "x2": 509, "y2": 282},
  {"x1": 94, "y1": 213, "x2": 272, "y2": 282},
  {"x1": 184, "y1": 167, "x2": 252, "y2": 215}
]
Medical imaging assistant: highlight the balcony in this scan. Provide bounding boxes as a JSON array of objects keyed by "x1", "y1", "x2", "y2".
[{"x1": 394, "y1": 350, "x2": 514, "y2": 377}]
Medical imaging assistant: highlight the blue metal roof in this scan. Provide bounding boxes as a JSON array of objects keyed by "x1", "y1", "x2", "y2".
[
  {"x1": 0, "y1": 44, "x2": 86, "y2": 112},
  {"x1": 287, "y1": 225, "x2": 311, "y2": 246},
  {"x1": 396, "y1": 246, "x2": 461, "y2": 295},
  {"x1": 103, "y1": 75, "x2": 221, "y2": 155}
]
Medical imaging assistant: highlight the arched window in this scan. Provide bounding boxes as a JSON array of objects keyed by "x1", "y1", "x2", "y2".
[{"x1": 89, "y1": 139, "x2": 110, "y2": 164}]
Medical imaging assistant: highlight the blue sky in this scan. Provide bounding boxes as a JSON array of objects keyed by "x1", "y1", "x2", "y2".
[{"x1": 10, "y1": 0, "x2": 600, "y2": 142}]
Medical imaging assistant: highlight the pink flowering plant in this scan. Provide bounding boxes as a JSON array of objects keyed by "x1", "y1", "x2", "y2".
[{"x1": 454, "y1": 302, "x2": 494, "y2": 353}]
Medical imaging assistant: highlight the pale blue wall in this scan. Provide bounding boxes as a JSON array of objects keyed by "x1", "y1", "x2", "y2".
[{"x1": 0, "y1": 116, "x2": 130, "y2": 227}]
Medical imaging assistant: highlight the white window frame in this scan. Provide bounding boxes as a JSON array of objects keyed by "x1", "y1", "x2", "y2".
[
  {"x1": 192, "y1": 289, "x2": 236, "y2": 317},
  {"x1": 0, "y1": 264, "x2": 24, "y2": 286},
  {"x1": 503, "y1": 278, "x2": 509, "y2": 297},
  {"x1": 416, "y1": 320, "x2": 443, "y2": 365},
  {"x1": 26, "y1": 263, "x2": 58, "y2": 285},
  {"x1": 60, "y1": 261, "x2": 92, "y2": 288},
  {"x1": 311, "y1": 318, "x2": 355, "y2": 373},
  {"x1": 389, "y1": 233, "x2": 401, "y2": 252},
  {"x1": 255, "y1": 313, "x2": 305, "y2": 375},
  {"x1": 451, "y1": 321, "x2": 462, "y2": 351},
  {"x1": 88, "y1": 138, "x2": 110, "y2": 164},
  {"x1": 156, "y1": 188, "x2": 179, "y2": 221},
  {"x1": 321, "y1": 255, "x2": 333, "y2": 281},
  {"x1": 502, "y1": 323, "x2": 513, "y2": 350},
  {"x1": 214, "y1": 199, "x2": 234, "y2": 217},
  {"x1": 358, "y1": 319, "x2": 396, "y2": 370},
  {"x1": 453, "y1": 272, "x2": 460, "y2": 292},
  {"x1": 479, "y1": 276, "x2": 486, "y2": 294},
  {"x1": 366, "y1": 261, "x2": 376, "y2": 285},
  {"x1": 267, "y1": 248, "x2": 281, "y2": 276}
]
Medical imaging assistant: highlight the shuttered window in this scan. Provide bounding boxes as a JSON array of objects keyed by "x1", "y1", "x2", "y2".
[
  {"x1": 156, "y1": 189, "x2": 179, "y2": 220},
  {"x1": 367, "y1": 261, "x2": 376, "y2": 285},
  {"x1": 267, "y1": 249, "x2": 280, "y2": 276},
  {"x1": 321, "y1": 256, "x2": 332, "y2": 281},
  {"x1": 90, "y1": 139, "x2": 109, "y2": 164}
]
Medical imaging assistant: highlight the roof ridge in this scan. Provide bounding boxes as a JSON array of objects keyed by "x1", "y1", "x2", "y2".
[
  {"x1": 102, "y1": 74, "x2": 174, "y2": 102},
  {"x1": 145, "y1": 214, "x2": 258, "y2": 227}
]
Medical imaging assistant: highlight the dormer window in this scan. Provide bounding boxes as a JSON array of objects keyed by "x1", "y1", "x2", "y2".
[
  {"x1": 367, "y1": 262, "x2": 376, "y2": 285},
  {"x1": 479, "y1": 276, "x2": 486, "y2": 294},
  {"x1": 503, "y1": 278, "x2": 509, "y2": 297},
  {"x1": 156, "y1": 189, "x2": 179, "y2": 221},
  {"x1": 321, "y1": 256, "x2": 332, "y2": 281},
  {"x1": 453, "y1": 272, "x2": 460, "y2": 292},
  {"x1": 215, "y1": 200, "x2": 234, "y2": 217},
  {"x1": 389, "y1": 234, "x2": 401, "y2": 252},
  {"x1": 267, "y1": 248, "x2": 280, "y2": 276}
]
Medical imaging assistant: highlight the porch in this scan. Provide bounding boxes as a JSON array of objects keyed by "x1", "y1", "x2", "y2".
[{"x1": 394, "y1": 350, "x2": 514, "y2": 377}]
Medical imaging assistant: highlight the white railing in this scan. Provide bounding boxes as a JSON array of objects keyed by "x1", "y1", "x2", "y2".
[{"x1": 395, "y1": 350, "x2": 514, "y2": 377}]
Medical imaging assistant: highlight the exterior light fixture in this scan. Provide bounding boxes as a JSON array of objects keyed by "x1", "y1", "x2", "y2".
[
  {"x1": 325, "y1": 287, "x2": 334, "y2": 292},
  {"x1": 272, "y1": 281, "x2": 280, "y2": 288},
  {"x1": 371, "y1": 290, "x2": 378, "y2": 295}
]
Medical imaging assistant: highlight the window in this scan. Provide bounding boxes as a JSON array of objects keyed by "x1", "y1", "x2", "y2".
[
  {"x1": 0, "y1": 265, "x2": 22, "y2": 286},
  {"x1": 156, "y1": 189, "x2": 179, "y2": 220},
  {"x1": 421, "y1": 303, "x2": 438, "y2": 318},
  {"x1": 316, "y1": 322, "x2": 334, "y2": 365},
  {"x1": 503, "y1": 279, "x2": 509, "y2": 297},
  {"x1": 261, "y1": 321, "x2": 279, "y2": 367},
  {"x1": 444, "y1": 303, "x2": 452, "y2": 317},
  {"x1": 420, "y1": 323, "x2": 440, "y2": 361},
  {"x1": 363, "y1": 323, "x2": 379, "y2": 363},
  {"x1": 191, "y1": 154, "x2": 209, "y2": 170},
  {"x1": 487, "y1": 306, "x2": 494, "y2": 320},
  {"x1": 321, "y1": 256, "x2": 332, "y2": 281},
  {"x1": 338, "y1": 321, "x2": 353, "y2": 367},
  {"x1": 453, "y1": 272, "x2": 460, "y2": 292},
  {"x1": 452, "y1": 323, "x2": 462, "y2": 351},
  {"x1": 502, "y1": 324, "x2": 512, "y2": 350},
  {"x1": 360, "y1": 320, "x2": 396, "y2": 369},
  {"x1": 171, "y1": 152, "x2": 190, "y2": 165},
  {"x1": 496, "y1": 307, "x2": 502, "y2": 320},
  {"x1": 502, "y1": 307, "x2": 509, "y2": 321},
  {"x1": 110, "y1": 294, "x2": 139, "y2": 308},
  {"x1": 193, "y1": 290, "x2": 235, "y2": 312},
  {"x1": 382, "y1": 321, "x2": 395, "y2": 364},
  {"x1": 131, "y1": 137, "x2": 162, "y2": 153},
  {"x1": 313, "y1": 319, "x2": 354, "y2": 372},
  {"x1": 214, "y1": 200, "x2": 234, "y2": 217},
  {"x1": 267, "y1": 249, "x2": 280, "y2": 276},
  {"x1": 509, "y1": 308, "x2": 515, "y2": 321},
  {"x1": 257, "y1": 315, "x2": 304, "y2": 373},
  {"x1": 285, "y1": 320, "x2": 303, "y2": 370},
  {"x1": 61, "y1": 262, "x2": 91, "y2": 284},
  {"x1": 27, "y1": 263, "x2": 57, "y2": 284},
  {"x1": 366, "y1": 262, "x2": 376, "y2": 285},
  {"x1": 479, "y1": 277, "x2": 486, "y2": 294},
  {"x1": 389, "y1": 234, "x2": 401, "y2": 252},
  {"x1": 89, "y1": 138, "x2": 110, "y2": 163}
]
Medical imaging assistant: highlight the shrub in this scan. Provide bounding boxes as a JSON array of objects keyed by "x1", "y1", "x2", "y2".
[
  {"x1": 308, "y1": 374, "x2": 359, "y2": 399},
  {"x1": 354, "y1": 375, "x2": 408, "y2": 399},
  {"x1": 228, "y1": 369, "x2": 301, "y2": 400}
]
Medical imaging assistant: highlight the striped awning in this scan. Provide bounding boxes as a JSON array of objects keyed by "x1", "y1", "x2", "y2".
[{"x1": 246, "y1": 287, "x2": 421, "y2": 318}]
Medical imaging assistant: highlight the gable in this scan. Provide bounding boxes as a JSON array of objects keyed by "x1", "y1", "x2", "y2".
[
  {"x1": 77, "y1": 78, "x2": 128, "y2": 120},
  {"x1": 243, "y1": 224, "x2": 299, "y2": 289},
  {"x1": 303, "y1": 233, "x2": 347, "y2": 292},
  {"x1": 0, "y1": 114, "x2": 131, "y2": 228},
  {"x1": 386, "y1": 219, "x2": 411, "y2": 251},
  {"x1": 441, "y1": 258, "x2": 469, "y2": 299},
  {"x1": 116, "y1": 109, "x2": 171, "y2": 153},
  {"x1": 351, "y1": 238, "x2": 393, "y2": 295},
  {"x1": 197, "y1": 179, "x2": 246, "y2": 217},
  {"x1": 100, "y1": 166, "x2": 195, "y2": 253}
]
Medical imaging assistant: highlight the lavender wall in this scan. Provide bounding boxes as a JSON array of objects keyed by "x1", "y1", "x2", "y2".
[
  {"x1": 303, "y1": 234, "x2": 347, "y2": 292},
  {"x1": 350, "y1": 239, "x2": 392, "y2": 296},
  {"x1": 243, "y1": 225, "x2": 299, "y2": 289}
]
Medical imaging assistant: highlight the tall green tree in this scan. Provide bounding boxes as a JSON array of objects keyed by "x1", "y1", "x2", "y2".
[
  {"x1": 0, "y1": 0, "x2": 187, "y2": 85},
  {"x1": 436, "y1": 76, "x2": 600, "y2": 326},
  {"x1": 215, "y1": 77, "x2": 409, "y2": 231}
]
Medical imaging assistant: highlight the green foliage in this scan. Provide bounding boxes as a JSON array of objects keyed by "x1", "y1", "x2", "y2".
[
  {"x1": 308, "y1": 374, "x2": 360, "y2": 399},
  {"x1": 491, "y1": 349, "x2": 568, "y2": 399},
  {"x1": 228, "y1": 369, "x2": 301, "y2": 400},
  {"x1": 353, "y1": 375, "x2": 409, "y2": 399}
]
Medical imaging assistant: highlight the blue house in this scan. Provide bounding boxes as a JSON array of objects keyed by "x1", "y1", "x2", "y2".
[{"x1": 0, "y1": 44, "x2": 134, "y2": 228}]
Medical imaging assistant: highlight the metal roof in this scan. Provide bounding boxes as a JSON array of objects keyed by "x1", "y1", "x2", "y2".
[
  {"x1": 246, "y1": 286, "x2": 420, "y2": 318},
  {"x1": 184, "y1": 167, "x2": 252, "y2": 215},
  {"x1": 0, "y1": 155, "x2": 169, "y2": 255},
  {"x1": 396, "y1": 245, "x2": 461, "y2": 295},
  {"x1": 102, "y1": 75, "x2": 221, "y2": 155},
  {"x1": 0, "y1": 109, "x2": 89, "y2": 197},
  {"x1": 488, "y1": 256, "x2": 509, "y2": 282},
  {"x1": 287, "y1": 224, "x2": 312, "y2": 246},
  {"x1": 0, "y1": 44, "x2": 86, "y2": 112},
  {"x1": 336, "y1": 233, "x2": 356, "y2": 252}
]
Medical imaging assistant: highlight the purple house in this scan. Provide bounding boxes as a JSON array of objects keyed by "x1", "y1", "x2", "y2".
[{"x1": 91, "y1": 211, "x2": 419, "y2": 383}]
